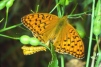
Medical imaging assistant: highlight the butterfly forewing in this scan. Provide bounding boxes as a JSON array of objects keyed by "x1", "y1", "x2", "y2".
[{"x1": 21, "y1": 13, "x2": 59, "y2": 43}]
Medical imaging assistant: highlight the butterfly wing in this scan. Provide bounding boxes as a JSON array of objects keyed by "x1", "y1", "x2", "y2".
[
  {"x1": 53, "y1": 17, "x2": 84, "y2": 59},
  {"x1": 22, "y1": 14, "x2": 84, "y2": 58},
  {"x1": 21, "y1": 13, "x2": 59, "y2": 44}
]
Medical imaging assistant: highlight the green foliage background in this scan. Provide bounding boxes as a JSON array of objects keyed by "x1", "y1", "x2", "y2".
[{"x1": 0, "y1": 0, "x2": 101, "y2": 67}]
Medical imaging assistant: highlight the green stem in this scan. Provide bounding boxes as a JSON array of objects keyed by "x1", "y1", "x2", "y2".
[
  {"x1": 70, "y1": 3, "x2": 78, "y2": 15},
  {"x1": 91, "y1": 52, "x2": 96, "y2": 67},
  {"x1": 36, "y1": 5, "x2": 39, "y2": 12},
  {"x1": 0, "y1": 18, "x2": 4, "y2": 23},
  {"x1": 61, "y1": 55, "x2": 64, "y2": 67},
  {"x1": 95, "y1": 50, "x2": 101, "y2": 67},
  {"x1": 86, "y1": 0, "x2": 95, "y2": 67},
  {"x1": 0, "y1": 23, "x2": 22, "y2": 32},
  {"x1": 61, "y1": 5, "x2": 65, "y2": 17},
  {"x1": 4, "y1": 7, "x2": 9, "y2": 28},
  {"x1": 0, "y1": 34, "x2": 19, "y2": 40},
  {"x1": 68, "y1": 12, "x2": 86, "y2": 18},
  {"x1": 95, "y1": 36, "x2": 101, "y2": 67},
  {"x1": 40, "y1": 42, "x2": 51, "y2": 51},
  {"x1": 49, "y1": 3, "x2": 59, "y2": 14},
  {"x1": 55, "y1": 0, "x2": 61, "y2": 17},
  {"x1": 96, "y1": 36, "x2": 100, "y2": 52}
]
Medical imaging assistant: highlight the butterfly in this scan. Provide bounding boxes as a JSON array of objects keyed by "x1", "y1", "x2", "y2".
[{"x1": 21, "y1": 13, "x2": 84, "y2": 59}]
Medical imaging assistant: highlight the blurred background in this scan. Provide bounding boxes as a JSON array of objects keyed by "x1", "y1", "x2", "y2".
[{"x1": 0, "y1": 0, "x2": 99, "y2": 67}]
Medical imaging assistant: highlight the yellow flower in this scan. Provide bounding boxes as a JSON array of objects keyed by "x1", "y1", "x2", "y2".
[{"x1": 21, "y1": 46, "x2": 46, "y2": 55}]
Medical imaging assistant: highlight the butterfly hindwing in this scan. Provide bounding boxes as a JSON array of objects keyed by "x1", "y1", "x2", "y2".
[{"x1": 53, "y1": 16, "x2": 84, "y2": 58}]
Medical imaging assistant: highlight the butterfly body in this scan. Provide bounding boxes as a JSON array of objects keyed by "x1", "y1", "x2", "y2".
[{"x1": 21, "y1": 13, "x2": 84, "y2": 59}]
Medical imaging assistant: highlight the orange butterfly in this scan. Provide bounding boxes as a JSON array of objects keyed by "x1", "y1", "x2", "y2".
[{"x1": 21, "y1": 13, "x2": 84, "y2": 59}]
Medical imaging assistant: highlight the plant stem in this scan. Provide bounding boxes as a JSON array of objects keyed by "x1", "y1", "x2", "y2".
[
  {"x1": 4, "y1": 7, "x2": 9, "y2": 28},
  {"x1": 61, "y1": 55, "x2": 64, "y2": 67},
  {"x1": 0, "y1": 23, "x2": 22, "y2": 32},
  {"x1": 0, "y1": 34, "x2": 19, "y2": 40},
  {"x1": 86, "y1": 0, "x2": 95, "y2": 67}
]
